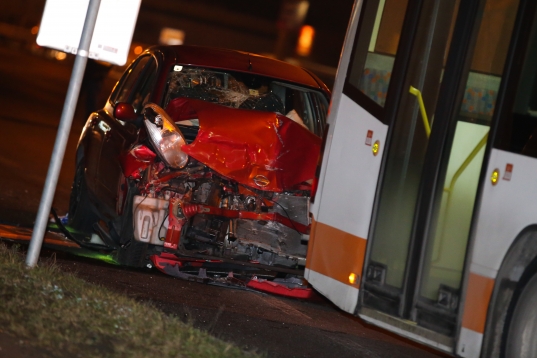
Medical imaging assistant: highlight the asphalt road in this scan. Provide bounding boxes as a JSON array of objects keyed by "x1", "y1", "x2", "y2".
[{"x1": 0, "y1": 43, "x2": 445, "y2": 358}]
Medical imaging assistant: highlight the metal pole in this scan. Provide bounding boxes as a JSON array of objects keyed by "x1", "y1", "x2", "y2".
[{"x1": 26, "y1": 0, "x2": 102, "y2": 267}]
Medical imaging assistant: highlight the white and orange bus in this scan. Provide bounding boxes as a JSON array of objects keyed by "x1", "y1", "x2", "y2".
[{"x1": 305, "y1": 0, "x2": 537, "y2": 357}]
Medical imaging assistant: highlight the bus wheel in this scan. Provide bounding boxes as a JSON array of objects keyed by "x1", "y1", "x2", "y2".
[{"x1": 505, "y1": 273, "x2": 537, "y2": 358}]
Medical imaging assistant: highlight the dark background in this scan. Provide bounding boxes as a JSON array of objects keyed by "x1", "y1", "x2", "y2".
[{"x1": 0, "y1": 0, "x2": 356, "y2": 87}]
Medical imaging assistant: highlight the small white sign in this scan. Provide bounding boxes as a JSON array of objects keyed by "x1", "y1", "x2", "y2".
[{"x1": 37, "y1": 0, "x2": 141, "y2": 66}]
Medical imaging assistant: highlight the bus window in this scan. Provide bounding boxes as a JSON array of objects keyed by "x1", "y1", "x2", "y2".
[
  {"x1": 515, "y1": 31, "x2": 537, "y2": 155},
  {"x1": 418, "y1": 0, "x2": 519, "y2": 308},
  {"x1": 346, "y1": 0, "x2": 408, "y2": 109},
  {"x1": 497, "y1": 15, "x2": 537, "y2": 155}
]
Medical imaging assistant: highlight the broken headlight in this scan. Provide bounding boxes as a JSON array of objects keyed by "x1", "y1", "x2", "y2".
[{"x1": 143, "y1": 103, "x2": 189, "y2": 169}]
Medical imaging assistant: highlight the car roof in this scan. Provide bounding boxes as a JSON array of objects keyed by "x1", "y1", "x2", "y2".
[{"x1": 150, "y1": 45, "x2": 329, "y2": 93}]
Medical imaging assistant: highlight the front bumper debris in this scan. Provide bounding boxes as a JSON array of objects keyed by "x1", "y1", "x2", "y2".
[{"x1": 150, "y1": 253, "x2": 314, "y2": 299}]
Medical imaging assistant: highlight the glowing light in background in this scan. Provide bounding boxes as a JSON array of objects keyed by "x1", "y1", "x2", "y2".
[
  {"x1": 159, "y1": 28, "x2": 185, "y2": 45},
  {"x1": 296, "y1": 0, "x2": 310, "y2": 21},
  {"x1": 31, "y1": 26, "x2": 39, "y2": 35},
  {"x1": 296, "y1": 25, "x2": 315, "y2": 56},
  {"x1": 134, "y1": 45, "x2": 143, "y2": 55},
  {"x1": 54, "y1": 51, "x2": 67, "y2": 60}
]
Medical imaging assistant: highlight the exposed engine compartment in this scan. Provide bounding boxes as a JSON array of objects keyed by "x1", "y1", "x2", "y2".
[
  {"x1": 123, "y1": 100, "x2": 319, "y2": 270},
  {"x1": 131, "y1": 159, "x2": 310, "y2": 268}
]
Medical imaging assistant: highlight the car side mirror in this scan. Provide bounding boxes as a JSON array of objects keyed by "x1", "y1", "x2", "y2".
[{"x1": 114, "y1": 102, "x2": 137, "y2": 121}]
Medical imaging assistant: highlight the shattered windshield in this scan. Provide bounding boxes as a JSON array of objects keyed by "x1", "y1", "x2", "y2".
[{"x1": 164, "y1": 65, "x2": 328, "y2": 136}]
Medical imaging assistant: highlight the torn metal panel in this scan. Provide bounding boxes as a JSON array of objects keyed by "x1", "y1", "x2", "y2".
[
  {"x1": 166, "y1": 98, "x2": 321, "y2": 192},
  {"x1": 120, "y1": 144, "x2": 156, "y2": 179}
]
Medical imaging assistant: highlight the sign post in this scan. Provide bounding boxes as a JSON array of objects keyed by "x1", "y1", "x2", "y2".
[{"x1": 26, "y1": 0, "x2": 140, "y2": 267}]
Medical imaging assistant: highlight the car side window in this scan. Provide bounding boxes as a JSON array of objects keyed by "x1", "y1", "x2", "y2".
[
  {"x1": 110, "y1": 54, "x2": 158, "y2": 113},
  {"x1": 272, "y1": 82, "x2": 327, "y2": 136}
]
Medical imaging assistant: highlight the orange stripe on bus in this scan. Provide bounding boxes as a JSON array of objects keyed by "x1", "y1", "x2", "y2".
[
  {"x1": 461, "y1": 272, "x2": 495, "y2": 333},
  {"x1": 306, "y1": 219, "x2": 367, "y2": 287}
]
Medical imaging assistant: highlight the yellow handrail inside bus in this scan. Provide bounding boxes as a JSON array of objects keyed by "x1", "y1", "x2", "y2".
[
  {"x1": 409, "y1": 86, "x2": 431, "y2": 137},
  {"x1": 433, "y1": 130, "x2": 489, "y2": 263},
  {"x1": 445, "y1": 131, "x2": 489, "y2": 195}
]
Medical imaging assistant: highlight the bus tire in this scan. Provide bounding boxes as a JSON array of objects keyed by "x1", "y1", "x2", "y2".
[{"x1": 505, "y1": 272, "x2": 537, "y2": 358}]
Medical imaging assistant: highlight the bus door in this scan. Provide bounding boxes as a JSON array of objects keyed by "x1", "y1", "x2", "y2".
[{"x1": 306, "y1": 0, "x2": 520, "y2": 353}]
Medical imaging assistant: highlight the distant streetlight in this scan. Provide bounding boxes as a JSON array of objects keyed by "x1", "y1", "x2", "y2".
[
  {"x1": 54, "y1": 50, "x2": 67, "y2": 60},
  {"x1": 296, "y1": 25, "x2": 314, "y2": 56}
]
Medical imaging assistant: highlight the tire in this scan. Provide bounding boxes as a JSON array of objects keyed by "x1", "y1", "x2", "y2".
[
  {"x1": 505, "y1": 273, "x2": 537, "y2": 358},
  {"x1": 68, "y1": 162, "x2": 98, "y2": 235},
  {"x1": 117, "y1": 240, "x2": 149, "y2": 267}
]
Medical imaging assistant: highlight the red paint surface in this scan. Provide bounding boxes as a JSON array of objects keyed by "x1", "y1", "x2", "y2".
[
  {"x1": 170, "y1": 202, "x2": 309, "y2": 233},
  {"x1": 246, "y1": 278, "x2": 314, "y2": 299},
  {"x1": 114, "y1": 102, "x2": 137, "y2": 121},
  {"x1": 164, "y1": 198, "x2": 186, "y2": 250},
  {"x1": 166, "y1": 98, "x2": 321, "y2": 192},
  {"x1": 120, "y1": 145, "x2": 156, "y2": 179},
  {"x1": 150, "y1": 253, "x2": 185, "y2": 274}
]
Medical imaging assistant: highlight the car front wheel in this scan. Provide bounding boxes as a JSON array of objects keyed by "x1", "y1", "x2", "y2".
[
  {"x1": 68, "y1": 162, "x2": 98, "y2": 235},
  {"x1": 116, "y1": 182, "x2": 150, "y2": 267}
]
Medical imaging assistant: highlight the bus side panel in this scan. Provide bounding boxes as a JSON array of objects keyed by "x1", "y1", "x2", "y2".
[
  {"x1": 306, "y1": 94, "x2": 387, "y2": 313},
  {"x1": 457, "y1": 149, "x2": 537, "y2": 357}
]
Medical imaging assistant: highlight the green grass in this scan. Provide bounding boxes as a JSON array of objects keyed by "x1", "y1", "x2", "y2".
[{"x1": 0, "y1": 244, "x2": 259, "y2": 358}]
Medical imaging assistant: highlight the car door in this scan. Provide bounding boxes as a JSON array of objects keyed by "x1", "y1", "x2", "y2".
[{"x1": 93, "y1": 53, "x2": 158, "y2": 219}]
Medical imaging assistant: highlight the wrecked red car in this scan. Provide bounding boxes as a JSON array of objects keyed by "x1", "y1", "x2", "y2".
[{"x1": 67, "y1": 45, "x2": 329, "y2": 292}]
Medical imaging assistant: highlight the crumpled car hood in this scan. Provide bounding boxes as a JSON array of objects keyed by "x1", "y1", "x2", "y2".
[{"x1": 165, "y1": 98, "x2": 321, "y2": 192}]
